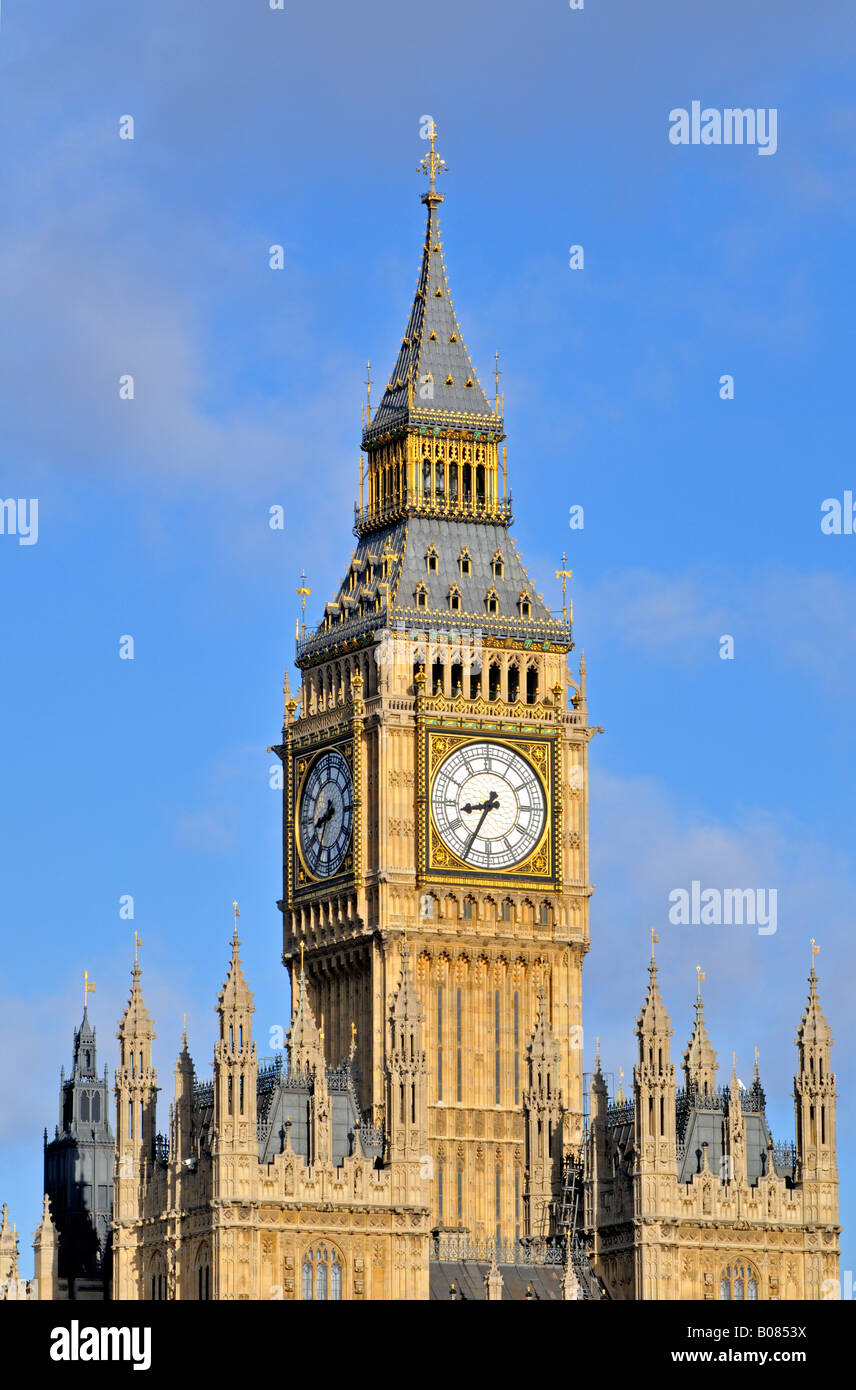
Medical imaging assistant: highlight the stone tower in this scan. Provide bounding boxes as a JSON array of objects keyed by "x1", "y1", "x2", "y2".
[
  {"x1": 273, "y1": 126, "x2": 594, "y2": 1245},
  {"x1": 43, "y1": 991, "x2": 115, "y2": 1296}
]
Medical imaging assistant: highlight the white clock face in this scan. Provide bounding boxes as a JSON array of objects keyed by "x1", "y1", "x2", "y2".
[
  {"x1": 431, "y1": 741, "x2": 547, "y2": 870},
  {"x1": 298, "y1": 749, "x2": 354, "y2": 879}
]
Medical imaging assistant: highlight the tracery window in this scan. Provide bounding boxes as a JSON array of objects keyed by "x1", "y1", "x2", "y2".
[
  {"x1": 719, "y1": 1263, "x2": 759, "y2": 1300},
  {"x1": 301, "y1": 1245, "x2": 343, "y2": 1300}
]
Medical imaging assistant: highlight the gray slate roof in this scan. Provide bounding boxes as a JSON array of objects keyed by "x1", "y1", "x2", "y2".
[{"x1": 368, "y1": 198, "x2": 496, "y2": 434}]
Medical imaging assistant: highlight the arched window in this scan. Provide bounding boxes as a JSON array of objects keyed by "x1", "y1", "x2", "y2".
[
  {"x1": 301, "y1": 1245, "x2": 343, "y2": 1300},
  {"x1": 92, "y1": 1092, "x2": 101, "y2": 1123},
  {"x1": 719, "y1": 1263, "x2": 759, "y2": 1300},
  {"x1": 422, "y1": 459, "x2": 432, "y2": 497},
  {"x1": 80, "y1": 1093, "x2": 90, "y2": 1123}
]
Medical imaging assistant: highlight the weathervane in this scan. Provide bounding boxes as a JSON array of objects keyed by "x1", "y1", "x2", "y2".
[
  {"x1": 296, "y1": 569, "x2": 311, "y2": 639},
  {"x1": 555, "y1": 553, "x2": 573, "y2": 622},
  {"x1": 134, "y1": 931, "x2": 142, "y2": 967},
  {"x1": 418, "y1": 122, "x2": 448, "y2": 199},
  {"x1": 83, "y1": 970, "x2": 96, "y2": 1012},
  {"x1": 696, "y1": 964, "x2": 705, "y2": 1002},
  {"x1": 233, "y1": 899, "x2": 240, "y2": 939}
]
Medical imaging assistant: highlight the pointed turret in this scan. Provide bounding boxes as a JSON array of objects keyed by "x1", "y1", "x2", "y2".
[
  {"x1": 213, "y1": 904, "x2": 258, "y2": 1155},
  {"x1": 724, "y1": 1053, "x2": 747, "y2": 1184},
  {"x1": 633, "y1": 933, "x2": 677, "y2": 1179},
  {"x1": 385, "y1": 940, "x2": 428, "y2": 1168},
  {"x1": 523, "y1": 986, "x2": 564, "y2": 1238},
  {"x1": 171, "y1": 1021, "x2": 196, "y2": 1175},
  {"x1": 794, "y1": 947, "x2": 837, "y2": 1189},
  {"x1": 287, "y1": 949, "x2": 325, "y2": 1075},
  {"x1": 115, "y1": 938, "x2": 158, "y2": 1161},
  {"x1": 682, "y1": 967, "x2": 718, "y2": 1097},
  {"x1": 0, "y1": 1204, "x2": 18, "y2": 1286},
  {"x1": 32, "y1": 1196, "x2": 58, "y2": 1300}
]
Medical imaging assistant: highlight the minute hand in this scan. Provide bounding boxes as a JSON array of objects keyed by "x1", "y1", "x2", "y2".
[{"x1": 462, "y1": 791, "x2": 499, "y2": 859}]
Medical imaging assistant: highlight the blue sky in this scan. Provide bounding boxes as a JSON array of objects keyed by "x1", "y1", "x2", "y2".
[{"x1": 1, "y1": 0, "x2": 854, "y2": 1279}]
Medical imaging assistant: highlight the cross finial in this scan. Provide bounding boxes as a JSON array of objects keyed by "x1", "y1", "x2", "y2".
[
  {"x1": 696, "y1": 963, "x2": 705, "y2": 1003},
  {"x1": 133, "y1": 931, "x2": 142, "y2": 968},
  {"x1": 555, "y1": 552, "x2": 573, "y2": 622},
  {"x1": 418, "y1": 121, "x2": 448, "y2": 200},
  {"x1": 650, "y1": 927, "x2": 658, "y2": 965},
  {"x1": 83, "y1": 969, "x2": 96, "y2": 1012},
  {"x1": 299, "y1": 940, "x2": 305, "y2": 976},
  {"x1": 810, "y1": 937, "x2": 820, "y2": 974},
  {"x1": 232, "y1": 899, "x2": 240, "y2": 942}
]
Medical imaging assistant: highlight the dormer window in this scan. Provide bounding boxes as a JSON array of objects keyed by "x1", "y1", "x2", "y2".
[
  {"x1": 459, "y1": 547, "x2": 471, "y2": 577},
  {"x1": 448, "y1": 584, "x2": 462, "y2": 613},
  {"x1": 486, "y1": 587, "x2": 499, "y2": 615},
  {"x1": 416, "y1": 582, "x2": 428, "y2": 611},
  {"x1": 492, "y1": 551, "x2": 504, "y2": 579},
  {"x1": 519, "y1": 591, "x2": 532, "y2": 620},
  {"x1": 426, "y1": 545, "x2": 438, "y2": 573}
]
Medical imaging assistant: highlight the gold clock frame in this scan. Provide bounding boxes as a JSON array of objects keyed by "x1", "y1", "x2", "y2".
[
  {"x1": 419, "y1": 726, "x2": 558, "y2": 886},
  {"x1": 292, "y1": 737, "x2": 356, "y2": 892}
]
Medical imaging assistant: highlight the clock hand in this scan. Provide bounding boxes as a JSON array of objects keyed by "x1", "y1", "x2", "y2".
[
  {"x1": 462, "y1": 790, "x2": 500, "y2": 859},
  {"x1": 315, "y1": 799, "x2": 335, "y2": 844}
]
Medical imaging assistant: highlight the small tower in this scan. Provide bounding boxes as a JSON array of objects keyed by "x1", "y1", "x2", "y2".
[
  {"x1": 0, "y1": 1204, "x2": 19, "y2": 1289},
  {"x1": 32, "y1": 1196, "x2": 59, "y2": 1301},
  {"x1": 523, "y1": 986, "x2": 564, "y2": 1239},
  {"x1": 585, "y1": 1042, "x2": 610, "y2": 1261},
  {"x1": 633, "y1": 934, "x2": 677, "y2": 1178},
  {"x1": 682, "y1": 966, "x2": 718, "y2": 1097},
  {"x1": 794, "y1": 947, "x2": 838, "y2": 1228},
  {"x1": 113, "y1": 937, "x2": 157, "y2": 1298},
  {"x1": 44, "y1": 973, "x2": 115, "y2": 1295},
  {"x1": 169, "y1": 1021, "x2": 197, "y2": 1210},
  {"x1": 385, "y1": 940, "x2": 428, "y2": 1192},
  {"x1": 724, "y1": 1054, "x2": 747, "y2": 1184},
  {"x1": 213, "y1": 905, "x2": 258, "y2": 1174}
]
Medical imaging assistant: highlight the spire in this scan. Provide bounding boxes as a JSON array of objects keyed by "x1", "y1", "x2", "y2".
[
  {"x1": 636, "y1": 931, "x2": 672, "y2": 1042},
  {"x1": 797, "y1": 940, "x2": 833, "y2": 1055},
  {"x1": 217, "y1": 901, "x2": 255, "y2": 1020},
  {"x1": 117, "y1": 934, "x2": 155, "y2": 1056},
  {"x1": 288, "y1": 953, "x2": 324, "y2": 1074},
  {"x1": 682, "y1": 965, "x2": 718, "y2": 1096},
  {"x1": 365, "y1": 123, "x2": 498, "y2": 442}
]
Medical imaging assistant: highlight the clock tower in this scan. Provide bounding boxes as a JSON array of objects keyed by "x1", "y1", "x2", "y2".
[{"x1": 273, "y1": 129, "x2": 595, "y2": 1246}]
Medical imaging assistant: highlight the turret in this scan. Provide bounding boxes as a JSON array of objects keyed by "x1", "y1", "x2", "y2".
[
  {"x1": 385, "y1": 940, "x2": 428, "y2": 1168},
  {"x1": 633, "y1": 933, "x2": 677, "y2": 1176},
  {"x1": 523, "y1": 986, "x2": 563, "y2": 1238},
  {"x1": 794, "y1": 946, "x2": 837, "y2": 1208},
  {"x1": 682, "y1": 966, "x2": 718, "y2": 1097},
  {"x1": 213, "y1": 904, "x2": 258, "y2": 1157},
  {"x1": 32, "y1": 1196, "x2": 58, "y2": 1300}
]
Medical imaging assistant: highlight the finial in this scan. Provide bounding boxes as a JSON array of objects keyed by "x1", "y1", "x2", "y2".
[
  {"x1": 417, "y1": 121, "x2": 448, "y2": 203},
  {"x1": 133, "y1": 931, "x2": 142, "y2": 969},
  {"x1": 494, "y1": 351, "x2": 502, "y2": 416},
  {"x1": 753, "y1": 1044, "x2": 760, "y2": 1083},
  {"x1": 232, "y1": 899, "x2": 240, "y2": 943},
  {"x1": 296, "y1": 569, "x2": 311, "y2": 640},
  {"x1": 320, "y1": 1011, "x2": 325, "y2": 1051},
  {"x1": 555, "y1": 553, "x2": 573, "y2": 623},
  {"x1": 595, "y1": 1035, "x2": 601, "y2": 1069},
  {"x1": 350, "y1": 1019, "x2": 357, "y2": 1059},
  {"x1": 83, "y1": 969, "x2": 96, "y2": 1013},
  {"x1": 696, "y1": 964, "x2": 705, "y2": 1004},
  {"x1": 299, "y1": 940, "x2": 305, "y2": 976},
  {"x1": 616, "y1": 1065, "x2": 625, "y2": 1104},
  {"x1": 650, "y1": 927, "x2": 658, "y2": 966},
  {"x1": 364, "y1": 360, "x2": 372, "y2": 422},
  {"x1": 182, "y1": 1012, "x2": 187, "y2": 1046},
  {"x1": 810, "y1": 937, "x2": 820, "y2": 976}
]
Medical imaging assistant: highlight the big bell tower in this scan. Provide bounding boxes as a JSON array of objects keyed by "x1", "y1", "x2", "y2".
[{"x1": 273, "y1": 129, "x2": 595, "y2": 1246}]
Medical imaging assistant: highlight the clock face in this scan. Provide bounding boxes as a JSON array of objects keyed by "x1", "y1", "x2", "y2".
[
  {"x1": 298, "y1": 749, "x2": 354, "y2": 879},
  {"x1": 431, "y1": 740, "x2": 547, "y2": 870}
]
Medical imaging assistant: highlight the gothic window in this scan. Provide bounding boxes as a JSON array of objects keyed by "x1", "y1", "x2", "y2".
[
  {"x1": 301, "y1": 1245, "x2": 343, "y2": 1301},
  {"x1": 719, "y1": 1263, "x2": 759, "y2": 1300},
  {"x1": 526, "y1": 665, "x2": 538, "y2": 704},
  {"x1": 513, "y1": 991, "x2": 520, "y2": 1105},
  {"x1": 462, "y1": 898, "x2": 473, "y2": 920},
  {"x1": 431, "y1": 656, "x2": 444, "y2": 693},
  {"x1": 459, "y1": 547, "x2": 471, "y2": 576},
  {"x1": 448, "y1": 584, "x2": 462, "y2": 612},
  {"x1": 519, "y1": 592, "x2": 532, "y2": 619},
  {"x1": 426, "y1": 546, "x2": 438, "y2": 573},
  {"x1": 84, "y1": 1050, "x2": 91, "y2": 1070},
  {"x1": 423, "y1": 458, "x2": 432, "y2": 497},
  {"x1": 436, "y1": 461, "x2": 445, "y2": 497},
  {"x1": 507, "y1": 664, "x2": 520, "y2": 702},
  {"x1": 449, "y1": 463, "x2": 459, "y2": 499},
  {"x1": 488, "y1": 661, "x2": 501, "y2": 699},
  {"x1": 416, "y1": 581, "x2": 428, "y2": 610},
  {"x1": 494, "y1": 991, "x2": 501, "y2": 1105},
  {"x1": 492, "y1": 551, "x2": 504, "y2": 579},
  {"x1": 80, "y1": 1093, "x2": 90, "y2": 1123},
  {"x1": 456, "y1": 987, "x2": 463, "y2": 1102},
  {"x1": 486, "y1": 587, "x2": 499, "y2": 615}
]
